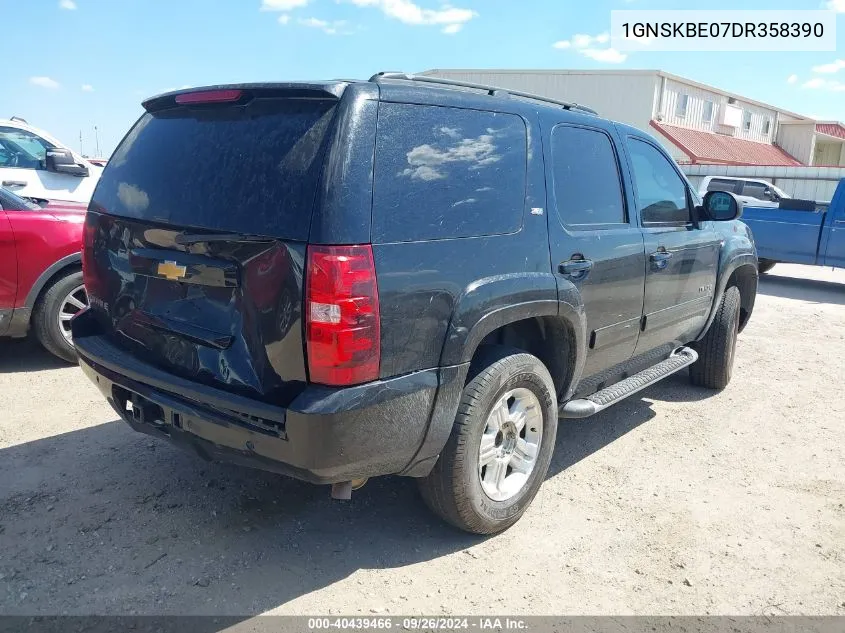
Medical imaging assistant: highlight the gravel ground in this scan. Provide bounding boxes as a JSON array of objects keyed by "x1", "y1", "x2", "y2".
[{"x1": 1, "y1": 263, "x2": 844, "y2": 617}]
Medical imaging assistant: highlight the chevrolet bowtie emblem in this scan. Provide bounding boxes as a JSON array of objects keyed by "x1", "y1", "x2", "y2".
[{"x1": 157, "y1": 260, "x2": 187, "y2": 281}]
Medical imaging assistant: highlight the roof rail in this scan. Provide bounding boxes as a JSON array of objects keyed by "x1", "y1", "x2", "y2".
[{"x1": 369, "y1": 72, "x2": 598, "y2": 116}]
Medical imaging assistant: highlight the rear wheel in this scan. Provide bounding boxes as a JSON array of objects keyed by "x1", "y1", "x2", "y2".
[
  {"x1": 758, "y1": 259, "x2": 776, "y2": 274},
  {"x1": 33, "y1": 270, "x2": 87, "y2": 363},
  {"x1": 418, "y1": 347, "x2": 557, "y2": 534},
  {"x1": 689, "y1": 286, "x2": 740, "y2": 390}
]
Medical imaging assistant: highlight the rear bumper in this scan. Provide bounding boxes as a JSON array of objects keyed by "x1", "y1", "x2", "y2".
[{"x1": 73, "y1": 317, "x2": 466, "y2": 484}]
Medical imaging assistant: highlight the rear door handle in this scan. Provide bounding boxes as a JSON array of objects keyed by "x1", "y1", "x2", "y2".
[
  {"x1": 559, "y1": 258, "x2": 594, "y2": 276},
  {"x1": 1, "y1": 180, "x2": 26, "y2": 187}
]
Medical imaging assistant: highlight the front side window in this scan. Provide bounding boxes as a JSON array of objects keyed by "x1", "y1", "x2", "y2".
[
  {"x1": 742, "y1": 181, "x2": 772, "y2": 201},
  {"x1": 372, "y1": 104, "x2": 527, "y2": 242},
  {"x1": 675, "y1": 94, "x2": 689, "y2": 118},
  {"x1": 551, "y1": 125, "x2": 626, "y2": 228},
  {"x1": 627, "y1": 138, "x2": 690, "y2": 225},
  {"x1": 0, "y1": 127, "x2": 54, "y2": 170}
]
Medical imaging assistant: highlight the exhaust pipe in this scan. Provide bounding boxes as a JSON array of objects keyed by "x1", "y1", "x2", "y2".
[{"x1": 330, "y1": 478, "x2": 368, "y2": 500}]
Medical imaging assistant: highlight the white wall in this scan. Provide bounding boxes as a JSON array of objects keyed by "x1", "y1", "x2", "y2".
[
  {"x1": 776, "y1": 123, "x2": 816, "y2": 165},
  {"x1": 660, "y1": 78, "x2": 777, "y2": 143},
  {"x1": 813, "y1": 141, "x2": 845, "y2": 166},
  {"x1": 421, "y1": 70, "x2": 659, "y2": 133}
]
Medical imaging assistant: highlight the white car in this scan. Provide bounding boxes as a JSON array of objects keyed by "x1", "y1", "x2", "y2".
[
  {"x1": 698, "y1": 176, "x2": 790, "y2": 208},
  {"x1": 0, "y1": 118, "x2": 102, "y2": 205}
]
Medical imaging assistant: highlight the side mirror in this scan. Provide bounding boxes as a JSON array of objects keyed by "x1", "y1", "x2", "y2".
[
  {"x1": 45, "y1": 148, "x2": 89, "y2": 178},
  {"x1": 701, "y1": 190, "x2": 742, "y2": 221}
]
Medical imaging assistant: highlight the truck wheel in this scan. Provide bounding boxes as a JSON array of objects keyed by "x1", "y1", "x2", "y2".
[
  {"x1": 689, "y1": 286, "x2": 740, "y2": 390},
  {"x1": 32, "y1": 270, "x2": 87, "y2": 363},
  {"x1": 418, "y1": 347, "x2": 557, "y2": 534},
  {"x1": 758, "y1": 260, "x2": 776, "y2": 274}
]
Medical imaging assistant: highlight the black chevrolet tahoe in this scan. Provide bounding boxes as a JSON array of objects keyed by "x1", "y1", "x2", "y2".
[{"x1": 72, "y1": 73, "x2": 758, "y2": 534}]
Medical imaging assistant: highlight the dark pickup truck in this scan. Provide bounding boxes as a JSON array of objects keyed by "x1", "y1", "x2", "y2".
[
  {"x1": 741, "y1": 178, "x2": 844, "y2": 274},
  {"x1": 72, "y1": 73, "x2": 758, "y2": 534}
]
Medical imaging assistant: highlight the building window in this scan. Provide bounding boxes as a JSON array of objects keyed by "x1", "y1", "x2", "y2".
[
  {"x1": 742, "y1": 110, "x2": 752, "y2": 132},
  {"x1": 675, "y1": 94, "x2": 689, "y2": 119},
  {"x1": 762, "y1": 117, "x2": 771, "y2": 134},
  {"x1": 702, "y1": 101, "x2": 714, "y2": 123}
]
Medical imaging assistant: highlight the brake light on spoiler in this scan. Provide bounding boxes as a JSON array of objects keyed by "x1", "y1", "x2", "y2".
[
  {"x1": 305, "y1": 245, "x2": 380, "y2": 386},
  {"x1": 174, "y1": 89, "x2": 243, "y2": 105}
]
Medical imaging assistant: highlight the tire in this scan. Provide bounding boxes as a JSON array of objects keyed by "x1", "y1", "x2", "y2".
[
  {"x1": 32, "y1": 270, "x2": 87, "y2": 363},
  {"x1": 418, "y1": 346, "x2": 558, "y2": 534},
  {"x1": 758, "y1": 259, "x2": 776, "y2": 274},
  {"x1": 689, "y1": 286, "x2": 741, "y2": 390}
]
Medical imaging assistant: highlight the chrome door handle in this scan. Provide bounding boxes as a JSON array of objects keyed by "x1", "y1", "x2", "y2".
[
  {"x1": 1, "y1": 180, "x2": 26, "y2": 187},
  {"x1": 650, "y1": 250, "x2": 673, "y2": 270},
  {"x1": 559, "y1": 258, "x2": 594, "y2": 277}
]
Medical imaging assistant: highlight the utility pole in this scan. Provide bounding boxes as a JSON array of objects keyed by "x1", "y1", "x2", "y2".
[
  {"x1": 94, "y1": 125, "x2": 100, "y2": 157},
  {"x1": 79, "y1": 130, "x2": 84, "y2": 156}
]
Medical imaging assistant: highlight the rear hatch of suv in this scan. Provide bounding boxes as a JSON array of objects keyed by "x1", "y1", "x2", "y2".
[{"x1": 83, "y1": 85, "x2": 342, "y2": 406}]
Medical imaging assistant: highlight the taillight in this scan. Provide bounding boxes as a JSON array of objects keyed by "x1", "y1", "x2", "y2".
[
  {"x1": 305, "y1": 244, "x2": 380, "y2": 386},
  {"x1": 81, "y1": 214, "x2": 102, "y2": 297}
]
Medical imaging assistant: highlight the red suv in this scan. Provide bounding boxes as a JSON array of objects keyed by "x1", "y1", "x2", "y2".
[{"x1": 0, "y1": 187, "x2": 88, "y2": 361}]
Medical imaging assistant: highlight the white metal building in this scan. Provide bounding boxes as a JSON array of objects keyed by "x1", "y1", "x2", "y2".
[{"x1": 420, "y1": 69, "x2": 845, "y2": 168}]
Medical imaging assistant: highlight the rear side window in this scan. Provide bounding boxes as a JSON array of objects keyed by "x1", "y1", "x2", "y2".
[
  {"x1": 551, "y1": 125, "x2": 626, "y2": 228},
  {"x1": 372, "y1": 104, "x2": 527, "y2": 242},
  {"x1": 706, "y1": 178, "x2": 740, "y2": 193},
  {"x1": 91, "y1": 98, "x2": 337, "y2": 240}
]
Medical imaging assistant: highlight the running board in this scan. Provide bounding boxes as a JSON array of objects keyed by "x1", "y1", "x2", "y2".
[{"x1": 559, "y1": 347, "x2": 698, "y2": 419}]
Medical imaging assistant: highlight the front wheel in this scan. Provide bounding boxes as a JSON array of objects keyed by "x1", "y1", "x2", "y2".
[
  {"x1": 689, "y1": 286, "x2": 740, "y2": 390},
  {"x1": 418, "y1": 347, "x2": 558, "y2": 534},
  {"x1": 32, "y1": 270, "x2": 88, "y2": 363}
]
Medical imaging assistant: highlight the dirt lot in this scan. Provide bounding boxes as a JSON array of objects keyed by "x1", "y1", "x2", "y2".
[{"x1": 1, "y1": 263, "x2": 844, "y2": 617}]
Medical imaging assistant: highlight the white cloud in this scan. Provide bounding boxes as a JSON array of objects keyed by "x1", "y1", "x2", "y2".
[
  {"x1": 824, "y1": 0, "x2": 845, "y2": 11},
  {"x1": 346, "y1": 0, "x2": 476, "y2": 32},
  {"x1": 299, "y1": 17, "x2": 348, "y2": 34},
  {"x1": 812, "y1": 59, "x2": 845, "y2": 74},
  {"x1": 30, "y1": 76, "x2": 60, "y2": 89},
  {"x1": 117, "y1": 183, "x2": 149, "y2": 212},
  {"x1": 59, "y1": 0, "x2": 77, "y2": 9},
  {"x1": 261, "y1": 0, "x2": 308, "y2": 10},
  {"x1": 802, "y1": 77, "x2": 845, "y2": 91},
  {"x1": 552, "y1": 32, "x2": 626, "y2": 64},
  {"x1": 580, "y1": 48, "x2": 627, "y2": 63},
  {"x1": 81, "y1": 84, "x2": 94, "y2": 92},
  {"x1": 787, "y1": 74, "x2": 798, "y2": 84},
  {"x1": 278, "y1": 14, "x2": 291, "y2": 24}
]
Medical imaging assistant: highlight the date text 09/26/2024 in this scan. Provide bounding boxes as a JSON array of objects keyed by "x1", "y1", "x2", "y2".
[{"x1": 307, "y1": 617, "x2": 528, "y2": 630}]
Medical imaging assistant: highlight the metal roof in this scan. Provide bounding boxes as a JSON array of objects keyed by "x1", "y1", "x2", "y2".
[{"x1": 649, "y1": 121, "x2": 802, "y2": 166}]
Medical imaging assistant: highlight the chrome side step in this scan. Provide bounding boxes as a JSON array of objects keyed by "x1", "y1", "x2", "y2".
[{"x1": 559, "y1": 347, "x2": 698, "y2": 419}]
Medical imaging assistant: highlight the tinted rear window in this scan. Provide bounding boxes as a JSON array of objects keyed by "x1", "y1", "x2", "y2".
[
  {"x1": 372, "y1": 103, "x2": 527, "y2": 243},
  {"x1": 91, "y1": 98, "x2": 337, "y2": 240}
]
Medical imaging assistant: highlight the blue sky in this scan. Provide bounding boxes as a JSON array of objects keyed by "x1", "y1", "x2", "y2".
[{"x1": 2, "y1": 0, "x2": 843, "y2": 157}]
